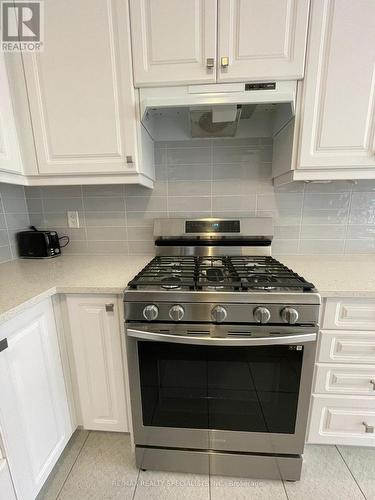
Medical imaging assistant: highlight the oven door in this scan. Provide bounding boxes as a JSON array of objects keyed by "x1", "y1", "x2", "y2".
[{"x1": 126, "y1": 326, "x2": 316, "y2": 455}]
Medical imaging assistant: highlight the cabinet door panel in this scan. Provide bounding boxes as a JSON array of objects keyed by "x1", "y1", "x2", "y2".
[
  {"x1": 0, "y1": 53, "x2": 23, "y2": 174},
  {"x1": 22, "y1": 0, "x2": 139, "y2": 175},
  {"x1": 66, "y1": 296, "x2": 128, "y2": 432},
  {"x1": 299, "y1": 0, "x2": 375, "y2": 168},
  {"x1": 218, "y1": 0, "x2": 310, "y2": 82},
  {"x1": 130, "y1": 0, "x2": 217, "y2": 86},
  {"x1": 0, "y1": 299, "x2": 72, "y2": 500},
  {"x1": 308, "y1": 395, "x2": 375, "y2": 446}
]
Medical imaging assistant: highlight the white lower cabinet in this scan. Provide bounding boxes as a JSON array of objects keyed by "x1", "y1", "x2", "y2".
[
  {"x1": 308, "y1": 298, "x2": 375, "y2": 446},
  {"x1": 309, "y1": 395, "x2": 375, "y2": 446},
  {"x1": 0, "y1": 459, "x2": 16, "y2": 500},
  {"x1": 66, "y1": 295, "x2": 128, "y2": 432},
  {"x1": 0, "y1": 299, "x2": 73, "y2": 500}
]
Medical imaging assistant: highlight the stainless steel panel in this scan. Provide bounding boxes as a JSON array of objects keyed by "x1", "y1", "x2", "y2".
[
  {"x1": 153, "y1": 217, "x2": 273, "y2": 239},
  {"x1": 156, "y1": 245, "x2": 272, "y2": 256},
  {"x1": 135, "y1": 447, "x2": 302, "y2": 481},
  {"x1": 124, "y1": 289, "x2": 321, "y2": 306},
  {"x1": 126, "y1": 336, "x2": 316, "y2": 456},
  {"x1": 127, "y1": 327, "x2": 316, "y2": 346},
  {"x1": 125, "y1": 301, "x2": 320, "y2": 324}
]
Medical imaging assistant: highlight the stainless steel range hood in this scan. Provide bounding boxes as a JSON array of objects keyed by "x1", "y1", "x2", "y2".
[{"x1": 140, "y1": 81, "x2": 297, "y2": 140}]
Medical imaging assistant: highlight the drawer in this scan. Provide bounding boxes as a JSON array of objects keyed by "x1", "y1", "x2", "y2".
[
  {"x1": 317, "y1": 330, "x2": 375, "y2": 364},
  {"x1": 308, "y1": 395, "x2": 375, "y2": 446},
  {"x1": 323, "y1": 298, "x2": 375, "y2": 330},
  {"x1": 314, "y1": 363, "x2": 375, "y2": 396}
]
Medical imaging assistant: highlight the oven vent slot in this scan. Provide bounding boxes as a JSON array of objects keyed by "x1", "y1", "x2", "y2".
[
  {"x1": 227, "y1": 331, "x2": 252, "y2": 336},
  {"x1": 187, "y1": 330, "x2": 210, "y2": 335}
]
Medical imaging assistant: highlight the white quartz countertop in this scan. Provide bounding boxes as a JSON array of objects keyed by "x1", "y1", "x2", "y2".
[
  {"x1": 0, "y1": 255, "x2": 152, "y2": 325},
  {"x1": 278, "y1": 255, "x2": 375, "y2": 298},
  {"x1": 0, "y1": 254, "x2": 374, "y2": 326}
]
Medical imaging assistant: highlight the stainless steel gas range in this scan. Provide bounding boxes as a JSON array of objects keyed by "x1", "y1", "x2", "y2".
[{"x1": 124, "y1": 218, "x2": 320, "y2": 481}]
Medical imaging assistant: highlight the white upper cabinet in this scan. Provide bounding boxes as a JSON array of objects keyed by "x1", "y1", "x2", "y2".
[
  {"x1": 298, "y1": 0, "x2": 375, "y2": 169},
  {"x1": 129, "y1": 0, "x2": 217, "y2": 86},
  {"x1": 129, "y1": 0, "x2": 309, "y2": 87},
  {"x1": 0, "y1": 53, "x2": 23, "y2": 175},
  {"x1": 217, "y1": 0, "x2": 310, "y2": 82},
  {"x1": 21, "y1": 0, "x2": 150, "y2": 177}
]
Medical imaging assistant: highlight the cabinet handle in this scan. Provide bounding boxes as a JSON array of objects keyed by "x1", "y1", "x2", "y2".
[
  {"x1": 0, "y1": 338, "x2": 8, "y2": 353},
  {"x1": 362, "y1": 422, "x2": 374, "y2": 433},
  {"x1": 220, "y1": 56, "x2": 229, "y2": 68},
  {"x1": 206, "y1": 58, "x2": 214, "y2": 69},
  {"x1": 370, "y1": 380, "x2": 375, "y2": 390},
  {"x1": 126, "y1": 155, "x2": 133, "y2": 164},
  {"x1": 105, "y1": 304, "x2": 114, "y2": 313}
]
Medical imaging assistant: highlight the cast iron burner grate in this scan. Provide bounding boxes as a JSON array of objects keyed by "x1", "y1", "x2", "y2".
[{"x1": 128, "y1": 256, "x2": 315, "y2": 292}]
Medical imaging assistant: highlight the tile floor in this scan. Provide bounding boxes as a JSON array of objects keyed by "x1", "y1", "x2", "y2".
[{"x1": 36, "y1": 430, "x2": 374, "y2": 500}]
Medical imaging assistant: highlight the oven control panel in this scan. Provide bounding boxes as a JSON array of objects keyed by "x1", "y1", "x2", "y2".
[{"x1": 129, "y1": 302, "x2": 318, "y2": 326}]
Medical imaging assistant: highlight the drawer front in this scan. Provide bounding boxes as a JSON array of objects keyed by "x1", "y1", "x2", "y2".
[
  {"x1": 308, "y1": 395, "x2": 375, "y2": 446},
  {"x1": 323, "y1": 299, "x2": 375, "y2": 330},
  {"x1": 318, "y1": 330, "x2": 375, "y2": 364},
  {"x1": 314, "y1": 363, "x2": 375, "y2": 396}
]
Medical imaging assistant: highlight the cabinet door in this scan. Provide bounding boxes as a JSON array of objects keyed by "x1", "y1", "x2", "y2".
[
  {"x1": 298, "y1": 0, "x2": 375, "y2": 169},
  {"x1": 66, "y1": 296, "x2": 128, "y2": 432},
  {"x1": 129, "y1": 0, "x2": 217, "y2": 86},
  {"x1": 218, "y1": 0, "x2": 310, "y2": 82},
  {"x1": 0, "y1": 299, "x2": 72, "y2": 500},
  {"x1": 0, "y1": 53, "x2": 23, "y2": 174},
  {"x1": 308, "y1": 394, "x2": 375, "y2": 446},
  {"x1": 21, "y1": 0, "x2": 140, "y2": 175}
]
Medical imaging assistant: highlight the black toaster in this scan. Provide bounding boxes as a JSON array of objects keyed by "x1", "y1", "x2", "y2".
[{"x1": 17, "y1": 229, "x2": 61, "y2": 258}]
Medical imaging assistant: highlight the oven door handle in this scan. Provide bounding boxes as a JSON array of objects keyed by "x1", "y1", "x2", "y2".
[{"x1": 126, "y1": 328, "x2": 316, "y2": 346}]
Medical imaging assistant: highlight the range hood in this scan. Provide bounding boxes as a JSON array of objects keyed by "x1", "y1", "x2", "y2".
[{"x1": 139, "y1": 81, "x2": 297, "y2": 140}]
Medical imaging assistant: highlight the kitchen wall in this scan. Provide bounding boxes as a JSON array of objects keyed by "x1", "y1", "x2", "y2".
[
  {"x1": 0, "y1": 183, "x2": 30, "y2": 263},
  {"x1": 24, "y1": 137, "x2": 375, "y2": 256}
]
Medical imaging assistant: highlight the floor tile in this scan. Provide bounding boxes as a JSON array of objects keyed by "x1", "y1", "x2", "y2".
[
  {"x1": 338, "y1": 445, "x2": 375, "y2": 499},
  {"x1": 58, "y1": 432, "x2": 138, "y2": 500},
  {"x1": 36, "y1": 429, "x2": 89, "y2": 500},
  {"x1": 134, "y1": 470, "x2": 209, "y2": 500},
  {"x1": 284, "y1": 445, "x2": 365, "y2": 500},
  {"x1": 210, "y1": 475, "x2": 287, "y2": 500}
]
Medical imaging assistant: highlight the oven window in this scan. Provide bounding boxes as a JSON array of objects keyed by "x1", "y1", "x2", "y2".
[{"x1": 138, "y1": 342, "x2": 303, "y2": 434}]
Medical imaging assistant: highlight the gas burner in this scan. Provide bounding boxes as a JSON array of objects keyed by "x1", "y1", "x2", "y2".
[
  {"x1": 201, "y1": 258, "x2": 224, "y2": 267},
  {"x1": 205, "y1": 268, "x2": 225, "y2": 282},
  {"x1": 247, "y1": 274, "x2": 274, "y2": 284},
  {"x1": 161, "y1": 276, "x2": 182, "y2": 290}
]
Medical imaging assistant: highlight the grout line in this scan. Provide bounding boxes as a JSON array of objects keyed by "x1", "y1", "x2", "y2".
[
  {"x1": 131, "y1": 467, "x2": 141, "y2": 500},
  {"x1": 335, "y1": 445, "x2": 367, "y2": 500},
  {"x1": 343, "y1": 187, "x2": 354, "y2": 255},
  {"x1": 281, "y1": 478, "x2": 291, "y2": 500},
  {"x1": 164, "y1": 143, "x2": 169, "y2": 218},
  {"x1": 55, "y1": 430, "x2": 91, "y2": 500},
  {"x1": 210, "y1": 139, "x2": 213, "y2": 216},
  {"x1": 0, "y1": 193, "x2": 12, "y2": 261},
  {"x1": 123, "y1": 186, "x2": 130, "y2": 256},
  {"x1": 297, "y1": 183, "x2": 307, "y2": 254}
]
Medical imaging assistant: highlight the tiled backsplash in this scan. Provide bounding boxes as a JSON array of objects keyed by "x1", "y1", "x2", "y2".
[
  {"x1": 0, "y1": 183, "x2": 30, "y2": 263},
  {"x1": 17, "y1": 137, "x2": 375, "y2": 257}
]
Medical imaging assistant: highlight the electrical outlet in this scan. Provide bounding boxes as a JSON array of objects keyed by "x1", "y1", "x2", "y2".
[{"x1": 67, "y1": 211, "x2": 80, "y2": 228}]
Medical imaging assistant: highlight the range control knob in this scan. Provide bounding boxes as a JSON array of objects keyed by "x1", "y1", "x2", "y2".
[
  {"x1": 211, "y1": 305, "x2": 228, "y2": 323},
  {"x1": 281, "y1": 307, "x2": 299, "y2": 324},
  {"x1": 253, "y1": 306, "x2": 271, "y2": 324},
  {"x1": 143, "y1": 304, "x2": 159, "y2": 321},
  {"x1": 169, "y1": 304, "x2": 185, "y2": 321}
]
